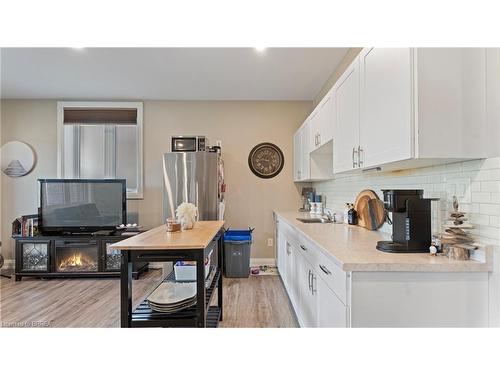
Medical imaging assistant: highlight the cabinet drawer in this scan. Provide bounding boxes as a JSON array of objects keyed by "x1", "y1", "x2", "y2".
[
  {"x1": 280, "y1": 220, "x2": 318, "y2": 269},
  {"x1": 314, "y1": 248, "x2": 347, "y2": 304},
  {"x1": 281, "y1": 220, "x2": 300, "y2": 247},
  {"x1": 295, "y1": 234, "x2": 318, "y2": 268}
]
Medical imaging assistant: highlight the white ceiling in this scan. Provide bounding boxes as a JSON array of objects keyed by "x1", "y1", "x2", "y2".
[{"x1": 0, "y1": 48, "x2": 349, "y2": 100}]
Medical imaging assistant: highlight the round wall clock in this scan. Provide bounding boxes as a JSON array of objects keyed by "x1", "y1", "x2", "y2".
[
  {"x1": 1, "y1": 141, "x2": 36, "y2": 178},
  {"x1": 248, "y1": 142, "x2": 284, "y2": 179}
]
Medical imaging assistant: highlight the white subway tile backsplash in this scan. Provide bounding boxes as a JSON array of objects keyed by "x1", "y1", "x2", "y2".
[
  {"x1": 491, "y1": 193, "x2": 500, "y2": 204},
  {"x1": 481, "y1": 181, "x2": 500, "y2": 192},
  {"x1": 480, "y1": 204, "x2": 500, "y2": 216},
  {"x1": 314, "y1": 157, "x2": 500, "y2": 248},
  {"x1": 471, "y1": 182, "x2": 481, "y2": 191},
  {"x1": 489, "y1": 216, "x2": 500, "y2": 228},
  {"x1": 472, "y1": 192, "x2": 492, "y2": 203}
]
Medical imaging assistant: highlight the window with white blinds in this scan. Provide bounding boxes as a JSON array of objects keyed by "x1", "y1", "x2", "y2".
[{"x1": 57, "y1": 102, "x2": 143, "y2": 199}]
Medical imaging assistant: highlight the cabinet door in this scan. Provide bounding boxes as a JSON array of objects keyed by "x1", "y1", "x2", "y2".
[
  {"x1": 333, "y1": 58, "x2": 360, "y2": 174},
  {"x1": 317, "y1": 275, "x2": 348, "y2": 327},
  {"x1": 487, "y1": 48, "x2": 500, "y2": 156},
  {"x1": 285, "y1": 241, "x2": 294, "y2": 294},
  {"x1": 16, "y1": 240, "x2": 51, "y2": 273},
  {"x1": 359, "y1": 48, "x2": 413, "y2": 168},
  {"x1": 296, "y1": 252, "x2": 317, "y2": 327},
  {"x1": 102, "y1": 240, "x2": 121, "y2": 271},
  {"x1": 293, "y1": 129, "x2": 302, "y2": 181},
  {"x1": 416, "y1": 48, "x2": 488, "y2": 159},
  {"x1": 300, "y1": 121, "x2": 311, "y2": 180},
  {"x1": 316, "y1": 92, "x2": 335, "y2": 148},
  {"x1": 276, "y1": 224, "x2": 287, "y2": 282},
  {"x1": 309, "y1": 111, "x2": 319, "y2": 151}
]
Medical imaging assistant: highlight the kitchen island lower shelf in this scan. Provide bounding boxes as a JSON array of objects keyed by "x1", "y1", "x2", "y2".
[{"x1": 131, "y1": 269, "x2": 222, "y2": 328}]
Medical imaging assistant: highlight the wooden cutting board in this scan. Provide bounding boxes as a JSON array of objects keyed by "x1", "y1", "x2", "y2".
[{"x1": 354, "y1": 190, "x2": 385, "y2": 230}]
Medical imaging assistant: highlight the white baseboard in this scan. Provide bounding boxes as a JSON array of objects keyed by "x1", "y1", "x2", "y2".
[
  {"x1": 2, "y1": 259, "x2": 15, "y2": 270},
  {"x1": 250, "y1": 258, "x2": 276, "y2": 267}
]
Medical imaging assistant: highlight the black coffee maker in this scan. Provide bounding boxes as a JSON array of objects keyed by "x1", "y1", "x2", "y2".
[{"x1": 376, "y1": 189, "x2": 433, "y2": 253}]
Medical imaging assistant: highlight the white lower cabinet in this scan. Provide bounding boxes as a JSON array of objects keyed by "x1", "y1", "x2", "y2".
[
  {"x1": 295, "y1": 251, "x2": 317, "y2": 327},
  {"x1": 317, "y1": 276, "x2": 347, "y2": 327},
  {"x1": 275, "y1": 216, "x2": 490, "y2": 328},
  {"x1": 276, "y1": 219, "x2": 348, "y2": 328},
  {"x1": 276, "y1": 221, "x2": 287, "y2": 285},
  {"x1": 285, "y1": 242, "x2": 295, "y2": 300}
]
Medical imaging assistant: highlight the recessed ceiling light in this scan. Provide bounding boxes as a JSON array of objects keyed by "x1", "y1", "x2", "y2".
[{"x1": 255, "y1": 47, "x2": 267, "y2": 53}]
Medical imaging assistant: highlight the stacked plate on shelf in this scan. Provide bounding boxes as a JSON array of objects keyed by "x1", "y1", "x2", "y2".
[{"x1": 147, "y1": 281, "x2": 197, "y2": 313}]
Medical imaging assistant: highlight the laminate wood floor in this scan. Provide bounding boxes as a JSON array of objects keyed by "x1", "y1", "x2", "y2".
[{"x1": 0, "y1": 270, "x2": 298, "y2": 328}]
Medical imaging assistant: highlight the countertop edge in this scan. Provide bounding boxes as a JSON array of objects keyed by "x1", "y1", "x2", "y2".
[
  {"x1": 274, "y1": 211, "x2": 492, "y2": 273},
  {"x1": 108, "y1": 221, "x2": 225, "y2": 251}
]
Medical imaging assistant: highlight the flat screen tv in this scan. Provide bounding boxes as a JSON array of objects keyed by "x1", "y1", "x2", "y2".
[{"x1": 39, "y1": 179, "x2": 127, "y2": 233}]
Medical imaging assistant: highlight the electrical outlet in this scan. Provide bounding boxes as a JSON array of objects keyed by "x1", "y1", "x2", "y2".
[{"x1": 267, "y1": 238, "x2": 274, "y2": 247}]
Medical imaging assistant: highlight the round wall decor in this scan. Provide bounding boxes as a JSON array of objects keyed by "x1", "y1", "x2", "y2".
[
  {"x1": 248, "y1": 142, "x2": 284, "y2": 179},
  {"x1": 1, "y1": 141, "x2": 36, "y2": 178}
]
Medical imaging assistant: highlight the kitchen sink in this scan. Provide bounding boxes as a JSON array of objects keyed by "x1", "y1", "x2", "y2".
[{"x1": 296, "y1": 217, "x2": 337, "y2": 224}]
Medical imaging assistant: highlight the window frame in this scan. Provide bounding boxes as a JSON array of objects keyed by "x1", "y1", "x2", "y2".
[{"x1": 57, "y1": 101, "x2": 144, "y2": 199}]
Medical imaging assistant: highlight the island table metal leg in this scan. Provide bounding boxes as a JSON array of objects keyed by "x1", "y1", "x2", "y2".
[
  {"x1": 196, "y1": 249, "x2": 206, "y2": 327},
  {"x1": 120, "y1": 250, "x2": 132, "y2": 328}
]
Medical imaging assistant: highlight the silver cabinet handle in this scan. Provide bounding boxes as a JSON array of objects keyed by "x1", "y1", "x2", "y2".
[
  {"x1": 308, "y1": 269, "x2": 312, "y2": 291},
  {"x1": 319, "y1": 264, "x2": 332, "y2": 275},
  {"x1": 318, "y1": 133, "x2": 321, "y2": 146},
  {"x1": 311, "y1": 272, "x2": 317, "y2": 295},
  {"x1": 358, "y1": 145, "x2": 363, "y2": 167},
  {"x1": 352, "y1": 147, "x2": 358, "y2": 168},
  {"x1": 300, "y1": 244, "x2": 307, "y2": 251}
]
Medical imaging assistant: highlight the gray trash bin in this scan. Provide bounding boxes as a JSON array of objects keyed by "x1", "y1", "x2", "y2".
[{"x1": 223, "y1": 229, "x2": 252, "y2": 278}]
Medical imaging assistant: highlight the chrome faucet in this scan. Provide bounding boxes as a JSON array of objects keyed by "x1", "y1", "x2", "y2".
[{"x1": 323, "y1": 208, "x2": 336, "y2": 223}]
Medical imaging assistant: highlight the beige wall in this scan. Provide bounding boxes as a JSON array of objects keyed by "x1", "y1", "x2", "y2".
[
  {"x1": 312, "y1": 48, "x2": 362, "y2": 107},
  {"x1": 1, "y1": 100, "x2": 58, "y2": 263},
  {"x1": 0, "y1": 100, "x2": 311, "y2": 261}
]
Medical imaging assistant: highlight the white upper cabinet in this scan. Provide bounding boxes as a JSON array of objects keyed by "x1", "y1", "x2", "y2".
[
  {"x1": 293, "y1": 130, "x2": 302, "y2": 181},
  {"x1": 310, "y1": 90, "x2": 335, "y2": 151},
  {"x1": 301, "y1": 122, "x2": 311, "y2": 180},
  {"x1": 293, "y1": 121, "x2": 311, "y2": 182},
  {"x1": 359, "y1": 48, "x2": 413, "y2": 169},
  {"x1": 486, "y1": 48, "x2": 500, "y2": 155},
  {"x1": 293, "y1": 118, "x2": 333, "y2": 182},
  {"x1": 332, "y1": 47, "x2": 493, "y2": 175},
  {"x1": 415, "y1": 48, "x2": 488, "y2": 160},
  {"x1": 333, "y1": 59, "x2": 360, "y2": 174}
]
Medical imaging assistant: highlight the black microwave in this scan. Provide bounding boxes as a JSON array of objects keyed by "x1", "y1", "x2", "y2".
[{"x1": 171, "y1": 136, "x2": 208, "y2": 152}]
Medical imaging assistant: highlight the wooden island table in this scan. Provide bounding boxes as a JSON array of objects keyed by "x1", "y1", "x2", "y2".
[{"x1": 109, "y1": 221, "x2": 225, "y2": 328}]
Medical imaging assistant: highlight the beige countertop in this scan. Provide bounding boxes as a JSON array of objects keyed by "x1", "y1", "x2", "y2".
[
  {"x1": 109, "y1": 221, "x2": 225, "y2": 250},
  {"x1": 275, "y1": 211, "x2": 491, "y2": 272}
]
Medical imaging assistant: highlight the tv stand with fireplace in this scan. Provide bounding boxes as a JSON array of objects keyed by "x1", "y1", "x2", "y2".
[{"x1": 13, "y1": 233, "x2": 149, "y2": 281}]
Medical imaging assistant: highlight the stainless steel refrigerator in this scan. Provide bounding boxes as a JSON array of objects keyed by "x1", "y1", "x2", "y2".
[{"x1": 162, "y1": 152, "x2": 220, "y2": 222}]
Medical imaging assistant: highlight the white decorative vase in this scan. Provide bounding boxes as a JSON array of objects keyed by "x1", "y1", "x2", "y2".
[{"x1": 180, "y1": 216, "x2": 195, "y2": 230}]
